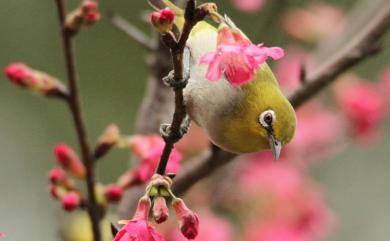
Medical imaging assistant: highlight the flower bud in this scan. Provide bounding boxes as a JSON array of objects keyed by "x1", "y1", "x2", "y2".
[
  {"x1": 54, "y1": 143, "x2": 86, "y2": 178},
  {"x1": 4, "y1": 63, "x2": 68, "y2": 99},
  {"x1": 81, "y1": 0, "x2": 98, "y2": 12},
  {"x1": 150, "y1": 8, "x2": 175, "y2": 33},
  {"x1": 94, "y1": 124, "x2": 120, "y2": 159},
  {"x1": 65, "y1": 0, "x2": 100, "y2": 34},
  {"x1": 61, "y1": 192, "x2": 81, "y2": 212},
  {"x1": 85, "y1": 11, "x2": 101, "y2": 25},
  {"x1": 153, "y1": 196, "x2": 169, "y2": 224},
  {"x1": 48, "y1": 167, "x2": 66, "y2": 184},
  {"x1": 4, "y1": 63, "x2": 32, "y2": 85},
  {"x1": 133, "y1": 196, "x2": 151, "y2": 220},
  {"x1": 173, "y1": 198, "x2": 200, "y2": 239},
  {"x1": 104, "y1": 184, "x2": 123, "y2": 203}
]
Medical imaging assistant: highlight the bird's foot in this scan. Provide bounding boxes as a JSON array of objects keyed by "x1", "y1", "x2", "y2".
[{"x1": 160, "y1": 115, "x2": 191, "y2": 143}]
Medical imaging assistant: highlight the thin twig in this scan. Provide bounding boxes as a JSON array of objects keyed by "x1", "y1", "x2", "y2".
[
  {"x1": 110, "y1": 14, "x2": 156, "y2": 51},
  {"x1": 172, "y1": 3, "x2": 390, "y2": 196},
  {"x1": 156, "y1": 0, "x2": 205, "y2": 175},
  {"x1": 54, "y1": 1, "x2": 102, "y2": 241}
]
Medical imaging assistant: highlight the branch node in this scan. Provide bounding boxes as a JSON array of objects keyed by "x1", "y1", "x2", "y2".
[
  {"x1": 162, "y1": 70, "x2": 189, "y2": 89},
  {"x1": 160, "y1": 116, "x2": 191, "y2": 143}
]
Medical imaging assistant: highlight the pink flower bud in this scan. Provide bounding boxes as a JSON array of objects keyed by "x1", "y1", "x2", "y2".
[
  {"x1": 150, "y1": 8, "x2": 175, "y2": 33},
  {"x1": 173, "y1": 198, "x2": 200, "y2": 239},
  {"x1": 4, "y1": 63, "x2": 68, "y2": 99},
  {"x1": 4, "y1": 63, "x2": 32, "y2": 85},
  {"x1": 48, "y1": 167, "x2": 66, "y2": 184},
  {"x1": 104, "y1": 184, "x2": 123, "y2": 203},
  {"x1": 85, "y1": 11, "x2": 101, "y2": 24},
  {"x1": 133, "y1": 196, "x2": 152, "y2": 220},
  {"x1": 65, "y1": 0, "x2": 100, "y2": 34},
  {"x1": 61, "y1": 192, "x2": 81, "y2": 212},
  {"x1": 54, "y1": 143, "x2": 86, "y2": 178},
  {"x1": 153, "y1": 196, "x2": 169, "y2": 224},
  {"x1": 81, "y1": 0, "x2": 98, "y2": 12}
]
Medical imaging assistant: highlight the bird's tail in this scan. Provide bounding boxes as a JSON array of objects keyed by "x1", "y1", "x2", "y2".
[{"x1": 147, "y1": 0, "x2": 185, "y2": 31}]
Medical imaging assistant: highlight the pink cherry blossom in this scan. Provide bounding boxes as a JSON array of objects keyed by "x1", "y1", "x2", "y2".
[
  {"x1": 114, "y1": 220, "x2": 165, "y2": 241},
  {"x1": 237, "y1": 157, "x2": 333, "y2": 241},
  {"x1": 0, "y1": 232, "x2": 5, "y2": 238},
  {"x1": 127, "y1": 135, "x2": 182, "y2": 184},
  {"x1": 336, "y1": 79, "x2": 386, "y2": 142},
  {"x1": 243, "y1": 223, "x2": 303, "y2": 241},
  {"x1": 281, "y1": 3, "x2": 347, "y2": 42},
  {"x1": 200, "y1": 25, "x2": 284, "y2": 87},
  {"x1": 173, "y1": 198, "x2": 200, "y2": 239},
  {"x1": 114, "y1": 197, "x2": 165, "y2": 241},
  {"x1": 275, "y1": 48, "x2": 310, "y2": 94},
  {"x1": 286, "y1": 102, "x2": 345, "y2": 164},
  {"x1": 232, "y1": 0, "x2": 265, "y2": 13},
  {"x1": 239, "y1": 154, "x2": 304, "y2": 198}
]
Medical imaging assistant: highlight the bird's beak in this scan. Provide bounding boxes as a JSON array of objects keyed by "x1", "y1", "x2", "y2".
[{"x1": 268, "y1": 134, "x2": 282, "y2": 160}]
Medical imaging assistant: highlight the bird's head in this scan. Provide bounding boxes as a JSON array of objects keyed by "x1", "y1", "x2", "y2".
[{"x1": 240, "y1": 65, "x2": 297, "y2": 159}]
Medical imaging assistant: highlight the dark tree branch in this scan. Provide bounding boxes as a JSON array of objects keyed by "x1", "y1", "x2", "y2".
[
  {"x1": 289, "y1": 3, "x2": 390, "y2": 108},
  {"x1": 156, "y1": 0, "x2": 206, "y2": 175},
  {"x1": 172, "y1": 147, "x2": 237, "y2": 196},
  {"x1": 110, "y1": 14, "x2": 157, "y2": 51},
  {"x1": 172, "y1": 2, "x2": 390, "y2": 196},
  {"x1": 54, "y1": 1, "x2": 101, "y2": 241}
]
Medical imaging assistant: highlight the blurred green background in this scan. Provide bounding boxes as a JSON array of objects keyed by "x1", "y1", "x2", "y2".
[{"x1": 0, "y1": 0, "x2": 388, "y2": 240}]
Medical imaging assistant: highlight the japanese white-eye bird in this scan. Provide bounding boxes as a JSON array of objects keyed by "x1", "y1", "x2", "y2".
[{"x1": 149, "y1": 0, "x2": 296, "y2": 159}]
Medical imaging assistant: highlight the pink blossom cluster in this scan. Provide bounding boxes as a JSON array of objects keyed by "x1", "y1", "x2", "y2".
[
  {"x1": 237, "y1": 158, "x2": 333, "y2": 241},
  {"x1": 47, "y1": 143, "x2": 125, "y2": 211},
  {"x1": 113, "y1": 178, "x2": 200, "y2": 241}
]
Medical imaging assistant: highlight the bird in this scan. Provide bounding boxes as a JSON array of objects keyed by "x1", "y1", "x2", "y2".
[{"x1": 148, "y1": 0, "x2": 296, "y2": 159}]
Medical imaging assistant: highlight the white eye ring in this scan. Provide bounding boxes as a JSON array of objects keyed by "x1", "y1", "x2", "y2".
[{"x1": 259, "y1": 110, "x2": 276, "y2": 128}]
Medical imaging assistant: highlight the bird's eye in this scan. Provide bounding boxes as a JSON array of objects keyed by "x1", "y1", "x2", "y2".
[{"x1": 259, "y1": 110, "x2": 276, "y2": 128}]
